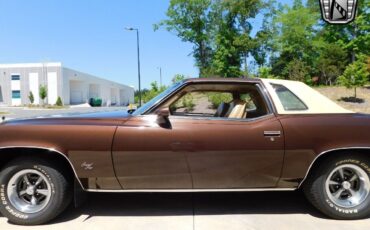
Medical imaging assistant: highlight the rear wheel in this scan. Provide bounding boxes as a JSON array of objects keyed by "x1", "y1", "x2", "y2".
[
  {"x1": 303, "y1": 154, "x2": 370, "y2": 219},
  {"x1": 0, "y1": 158, "x2": 72, "y2": 225}
]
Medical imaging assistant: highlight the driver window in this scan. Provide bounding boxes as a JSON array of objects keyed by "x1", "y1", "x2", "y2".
[
  {"x1": 168, "y1": 84, "x2": 269, "y2": 120},
  {"x1": 170, "y1": 92, "x2": 232, "y2": 117}
]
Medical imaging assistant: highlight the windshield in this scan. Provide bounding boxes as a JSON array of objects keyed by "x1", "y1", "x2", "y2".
[{"x1": 133, "y1": 82, "x2": 182, "y2": 116}]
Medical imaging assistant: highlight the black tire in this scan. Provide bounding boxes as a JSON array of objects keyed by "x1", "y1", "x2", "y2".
[
  {"x1": 303, "y1": 153, "x2": 370, "y2": 220},
  {"x1": 0, "y1": 157, "x2": 72, "y2": 225}
]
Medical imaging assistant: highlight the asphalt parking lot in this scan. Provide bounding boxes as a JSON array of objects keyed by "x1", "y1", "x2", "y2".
[{"x1": 0, "y1": 191, "x2": 369, "y2": 229}]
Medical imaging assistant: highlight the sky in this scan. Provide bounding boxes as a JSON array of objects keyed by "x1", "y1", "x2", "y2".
[{"x1": 0, "y1": 0, "x2": 293, "y2": 89}]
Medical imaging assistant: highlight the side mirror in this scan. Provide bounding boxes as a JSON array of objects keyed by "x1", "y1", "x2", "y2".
[{"x1": 156, "y1": 108, "x2": 171, "y2": 128}]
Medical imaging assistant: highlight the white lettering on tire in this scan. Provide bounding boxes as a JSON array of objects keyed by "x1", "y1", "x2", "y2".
[{"x1": 326, "y1": 199, "x2": 358, "y2": 214}]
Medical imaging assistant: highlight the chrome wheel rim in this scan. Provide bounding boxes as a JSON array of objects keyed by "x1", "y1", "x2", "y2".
[
  {"x1": 325, "y1": 164, "x2": 370, "y2": 208},
  {"x1": 7, "y1": 169, "x2": 52, "y2": 214}
]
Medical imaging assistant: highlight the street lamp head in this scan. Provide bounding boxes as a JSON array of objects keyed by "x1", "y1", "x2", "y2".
[{"x1": 125, "y1": 27, "x2": 137, "y2": 31}]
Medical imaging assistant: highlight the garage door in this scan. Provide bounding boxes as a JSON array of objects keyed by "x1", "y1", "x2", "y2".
[{"x1": 70, "y1": 91, "x2": 83, "y2": 104}]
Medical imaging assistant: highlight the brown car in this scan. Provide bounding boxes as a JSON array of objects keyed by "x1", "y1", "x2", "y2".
[{"x1": 0, "y1": 78, "x2": 369, "y2": 225}]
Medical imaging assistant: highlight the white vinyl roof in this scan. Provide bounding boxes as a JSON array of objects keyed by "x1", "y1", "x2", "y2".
[{"x1": 261, "y1": 79, "x2": 354, "y2": 114}]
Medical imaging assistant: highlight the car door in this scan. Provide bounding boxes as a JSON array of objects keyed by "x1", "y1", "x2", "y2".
[
  {"x1": 167, "y1": 83, "x2": 285, "y2": 189},
  {"x1": 182, "y1": 114, "x2": 284, "y2": 189},
  {"x1": 112, "y1": 115, "x2": 193, "y2": 189},
  {"x1": 112, "y1": 81, "x2": 285, "y2": 190}
]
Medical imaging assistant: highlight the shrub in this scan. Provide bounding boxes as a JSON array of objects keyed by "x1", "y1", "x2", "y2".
[
  {"x1": 28, "y1": 91, "x2": 34, "y2": 104},
  {"x1": 55, "y1": 97, "x2": 63, "y2": 106},
  {"x1": 207, "y1": 93, "x2": 232, "y2": 109},
  {"x1": 171, "y1": 93, "x2": 195, "y2": 112},
  {"x1": 182, "y1": 94, "x2": 195, "y2": 112},
  {"x1": 39, "y1": 85, "x2": 47, "y2": 105}
]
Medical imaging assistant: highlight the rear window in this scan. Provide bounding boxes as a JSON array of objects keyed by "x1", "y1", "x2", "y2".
[{"x1": 271, "y1": 84, "x2": 307, "y2": 111}]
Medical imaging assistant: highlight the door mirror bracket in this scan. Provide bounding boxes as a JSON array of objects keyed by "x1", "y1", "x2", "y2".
[{"x1": 156, "y1": 108, "x2": 171, "y2": 129}]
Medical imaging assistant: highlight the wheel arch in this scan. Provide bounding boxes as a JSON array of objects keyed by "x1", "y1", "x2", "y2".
[
  {"x1": 0, "y1": 146, "x2": 84, "y2": 191},
  {"x1": 298, "y1": 147, "x2": 370, "y2": 189}
]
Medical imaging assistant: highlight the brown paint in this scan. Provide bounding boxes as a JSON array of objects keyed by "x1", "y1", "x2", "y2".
[{"x1": 0, "y1": 78, "x2": 369, "y2": 191}]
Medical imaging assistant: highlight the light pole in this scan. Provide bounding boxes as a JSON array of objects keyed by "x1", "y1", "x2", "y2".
[
  {"x1": 158, "y1": 67, "x2": 162, "y2": 87},
  {"x1": 125, "y1": 27, "x2": 142, "y2": 107}
]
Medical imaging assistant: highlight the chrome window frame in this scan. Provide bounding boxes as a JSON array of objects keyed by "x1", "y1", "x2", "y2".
[{"x1": 142, "y1": 81, "x2": 277, "y2": 123}]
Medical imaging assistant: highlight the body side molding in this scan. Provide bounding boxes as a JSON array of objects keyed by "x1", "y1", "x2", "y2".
[{"x1": 86, "y1": 188, "x2": 296, "y2": 193}]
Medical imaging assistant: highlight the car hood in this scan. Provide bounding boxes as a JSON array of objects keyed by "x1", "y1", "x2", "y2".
[
  {"x1": 71, "y1": 110, "x2": 131, "y2": 118},
  {"x1": 1, "y1": 110, "x2": 132, "y2": 126}
]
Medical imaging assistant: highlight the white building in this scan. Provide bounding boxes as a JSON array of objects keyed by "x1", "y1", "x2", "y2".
[{"x1": 0, "y1": 62, "x2": 134, "y2": 106}]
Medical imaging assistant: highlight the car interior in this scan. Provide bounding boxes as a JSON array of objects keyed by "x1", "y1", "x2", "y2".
[{"x1": 160, "y1": 83, "x2": 269, "y2": 119}]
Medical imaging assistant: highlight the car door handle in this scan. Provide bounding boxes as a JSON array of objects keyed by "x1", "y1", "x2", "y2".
[{"x1": 264, "y1": 131, "x2": 281, "y2": 137}]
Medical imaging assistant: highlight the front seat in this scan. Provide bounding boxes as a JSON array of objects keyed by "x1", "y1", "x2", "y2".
[
  {"x1": 228, "y1": 100, "x2": 247, "y2": 119},
  {"x1": 214, "y1": 102, "x2": 230, "y2": 117}
]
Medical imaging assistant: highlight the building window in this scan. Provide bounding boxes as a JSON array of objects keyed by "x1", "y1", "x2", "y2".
[
  {"x1": 11, "y1": 75, "x2": 20, "y2": 81},
  {"x1": 12, "y1": 90, "x2": 21, "y2": 99}
]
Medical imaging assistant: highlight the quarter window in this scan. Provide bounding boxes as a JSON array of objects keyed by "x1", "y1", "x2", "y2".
[{"x1": 271, "y1": 84, "x2": 307, "y2": 111}]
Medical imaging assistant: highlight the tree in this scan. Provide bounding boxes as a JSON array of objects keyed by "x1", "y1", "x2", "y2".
[
  {"x1": 28, "y1": 91, "x2": 34, "y2": 104},
  {"x1": 155, "y1": 0, "x2": 213, "y2": 77},
  {"x1": 251, "y1": 0, "x2": 282, "y2": 69},
  {"x1": 157, "y1": 0, "x2": 265, "y2": 77},
  {"x1": 319, "y1": 0, "x2": 369, "y2": 63},
  {"x1": 286, "y1": 58, "x2": 309, "y2": 82},
  {"x1": 39, "y1": 85, "x2": 47, "y2": 105},
  {"x1": 337, "y1": 56, "x2": 369, "y2": 99},
  {"x1": 172, "y1": 74, "x2": 186, "y2": 83},
  {"x1": 142, "y1": 81, "x2": 167, "y2": 103},
  {"x1": 211, "y1": 0, "x2": 264, "y2": 77},
  {"x1": 317, "y1": 43, "x2": 348, "y2": 85},
  {"x1": 135, "y1": 89, "x2": 148, "y2": 104},
  {"x1": 258, "y1": 66, "x2": 274, "y2": 78},
  {"x1": 271, "y1": 1, "x2": 319, "y2": 80},
  {"x1": 343, "y1": 0, "x2": 370, "y2": 62}
]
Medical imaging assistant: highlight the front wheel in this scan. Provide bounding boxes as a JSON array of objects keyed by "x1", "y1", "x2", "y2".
[
  {"x1": 303, "y1": 154, "x2": 370, "y2": 219},
  {"x1": 0, "y1": 158, "x2": 72, "y2": 225}
]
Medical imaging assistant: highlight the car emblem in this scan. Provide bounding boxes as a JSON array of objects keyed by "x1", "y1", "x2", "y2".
[
  {"x1": 319, "y1": 0, "x2": 358, "y2": 24},
  {"x1": 81, "y1": 162, "x2": 94, "y2": 170}
]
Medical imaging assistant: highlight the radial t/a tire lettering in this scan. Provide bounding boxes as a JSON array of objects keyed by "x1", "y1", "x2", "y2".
[
  {"x1": 0, "y1": 158, "x2": 72, "y2": 225},
  {"x1": 303, "y1": 154, "x2": 370, "y2": 220}
]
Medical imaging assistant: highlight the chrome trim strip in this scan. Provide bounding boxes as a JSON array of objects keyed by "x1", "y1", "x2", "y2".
[
  {"x1": 263, "y1": 131, "x2": 281, "y2": 136},
  {"x1": 86, "y1": 188, "x2": 296, "y2": 193},
  {"x1": 0, "y1": 146, "x2": 85, "y2": 191},
  {"x1": 167, "y1": 113, "x2": 274, "y2": 123},
  {"x1": 143, "y1": 81, "x2": 272, "y2": 116},
  {"x1": 256, "y1": 83, "x2": 276, "y2": 114},
  {"x1": 297, "y1": 147, "x2": 370, "y2": 188}
]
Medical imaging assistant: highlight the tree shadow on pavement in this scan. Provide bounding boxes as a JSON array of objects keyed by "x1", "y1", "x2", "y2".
[{"x1": 51, "y1": 191, "x2": 328, "y2": 224}]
